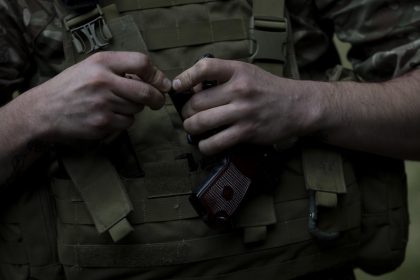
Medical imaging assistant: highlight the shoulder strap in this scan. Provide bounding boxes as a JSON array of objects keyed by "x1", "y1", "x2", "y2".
[{"x1": 251, "y1": 0, "x2": 285, "y2": 77}]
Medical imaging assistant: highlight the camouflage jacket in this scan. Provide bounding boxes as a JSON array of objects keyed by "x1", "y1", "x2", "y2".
[{"x1": 1, "y1": 0, "x2": 420, "y2": 103}]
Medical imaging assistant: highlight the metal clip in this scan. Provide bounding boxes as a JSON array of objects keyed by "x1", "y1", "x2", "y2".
[
  {"x1": 308, "y1": 190, "x2": 340, "y2": 241},
  {"x1": 64, "y1": 5, "x2": 112, "y2": 54}
]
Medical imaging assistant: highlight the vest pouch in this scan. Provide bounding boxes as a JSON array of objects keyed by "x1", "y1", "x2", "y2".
[
  {"x1": 0, "y1": 202, "x2": 30, "y2": 280},
  {"x1": 0, "y1": 173, "x2": 64, "y2": 280},
  {"x1": 354, "y1": 153, "x2": 408, "y2": 274}
]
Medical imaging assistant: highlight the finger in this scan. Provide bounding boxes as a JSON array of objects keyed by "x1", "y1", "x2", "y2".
[
  {"x1": 172, "y1": 58, "x2": 235, "y2": 92},
  {"x1": 110, "y1": 75, "x2": 165, "y2": 110},
  {"x1": 140, "y1": 65, "x2": 172, "y2": 93},
  {"x1": 125, "y1": 73, "x2": 143, "y2": 81},
  {"x1": 198, "y1": 125, "x2": 243, "y2": 155},
  {"x1": 87, "y1": 112, "x2": 135, "y2": 139},
  {"x1": 109, "y1": 113, "x2": 135, "y2": 131},
  {"x1": 182, "y1": 83, "x2": 232, "y2": 119},
  {"x1": 183, "y1": 104, "x2": 239, "y2": 135},
  {"x1": 91, "y1": 52, "x2": 171, "y2": 92},
  {"x1": 108, "y1": 94, "x2": 145, "y2": 115}
]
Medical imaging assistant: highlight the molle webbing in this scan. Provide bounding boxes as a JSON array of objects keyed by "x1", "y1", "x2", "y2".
[
  {"x1": 52, "y1": 158, "x2": 361, "y2": 268},
  {"x1": 143, "y1": 19, "x2": 248, "y2": 51},
  {"x1": 52, "y1": 160, "x2": 200, "y2": 225},
  {"x1": 58, "y1": 220, "x2": 360, "y2": 269},
  {"x1": 57, "y1": 220, "x2": 328, "y2": 267},
  {"x1": 102, "y1": 0, "x2": 220, "y2": 11},
  {"x1": 102, "y1": 0, "x2": 249, "y2": 52}
]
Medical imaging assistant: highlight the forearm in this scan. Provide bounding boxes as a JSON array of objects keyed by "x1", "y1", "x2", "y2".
[
  {"x1": 0, "y1": 92, "x2": 47, "y2": 186},
  {"x1": 313, "y1": 69, "x2": 420, "y2": 160}
]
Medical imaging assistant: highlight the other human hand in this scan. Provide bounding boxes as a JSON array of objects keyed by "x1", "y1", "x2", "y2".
[
  {"x1": 172, "y1": 58, "x2": 320, "y2": 154},
  {"x1": 28, "y1": 51, "x2": 171, "y2": 143}
]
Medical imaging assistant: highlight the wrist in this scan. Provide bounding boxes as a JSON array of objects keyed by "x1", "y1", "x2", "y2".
[
  {"x1": 295, "y1": 80, "x2": 331, "y2": 137},
  {"x1": 9, "y1": 89, "x2": 51, "y2": 145}
]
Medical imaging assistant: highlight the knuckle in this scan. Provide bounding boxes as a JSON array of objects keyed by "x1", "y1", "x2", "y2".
[
  {"x1": 90, "y1": 112, "x2": 112, "y2": 131},
  {"x1": 141, "y1": 86, "x2": 152, "y2": 101},
  {"x1": 189, "y1": 96, "x2": 202, "y2": 112},
  {"x1": 91, "y1": 96, "x2": 108, "y2": 109},
  {"x1": 185, "y1": 114, "x2": 202, "y2": 133},
  {"x1": 137, "y1": 54, "x2": 151, "y2": 70},
  {"x1": 196, "y1": 58, "x2": 211, "y2": 74},
  {"x1": 230, "y1": 78, "x2": 250, "y2": 96},
  {"x1": 89, "y1": 51, "x2": 109, "y2": 65},
  {"x1": 209, "y1": 137, "x2": 226, "y2": 154},
  {"x1": 151, "y1": 68, "x2": 164, "y2": 85},
  {"x1": 89, "y1": 69, "x2": 108, "y2": 88},
  {"x1": 194, "y1": 113, "x2": 205, "y2": 129}
]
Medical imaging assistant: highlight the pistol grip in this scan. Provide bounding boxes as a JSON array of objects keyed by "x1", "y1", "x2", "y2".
[{"x1": 189, "y1": 156, "x2": 252, "y2": 227}]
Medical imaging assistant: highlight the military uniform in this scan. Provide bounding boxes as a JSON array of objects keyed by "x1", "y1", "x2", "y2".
[{"x1": 0, "y1": 0, "x2": 419, "y2": 279}]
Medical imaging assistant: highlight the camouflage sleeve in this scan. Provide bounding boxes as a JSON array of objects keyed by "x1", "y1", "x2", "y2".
[
  {"x1": 319, "y1": 0, "x2": 420, "y2": 81},
  {"x1": 0, "y1": 0, "x2": 32, "y2": 105}
]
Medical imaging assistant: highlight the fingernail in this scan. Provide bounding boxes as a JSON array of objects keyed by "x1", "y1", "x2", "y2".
[
  {"x1": 172, "y1": 79, "x2": 181, "y2": 91},
  {"x1": 163, "y1": 78, "x2": 171, "y2": 91}
]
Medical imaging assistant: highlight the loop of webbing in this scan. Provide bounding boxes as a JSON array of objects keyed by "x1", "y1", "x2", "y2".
[
  {"x1": 234, "y1": 193, "x2": 277, "y2": 243},
  {"x1": 301, "y1": 144, "x2": 348, "y2": 240},
  {"x1": 143, "y1": 18, "x2": 248, "y2": 51},
  {"x1": 302, "y1": 145, "x2": 347, "y2": 197},
  {"x1": 102, "y1": 0, "x2": 220, "y2": 11}
]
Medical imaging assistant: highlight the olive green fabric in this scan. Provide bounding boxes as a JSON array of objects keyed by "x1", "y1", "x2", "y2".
[{"x1": 62, "y1": 149, "x2": 134, "y2": 242}]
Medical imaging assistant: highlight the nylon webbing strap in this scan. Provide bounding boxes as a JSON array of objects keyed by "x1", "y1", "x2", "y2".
[
  {"x1": 62, "y1": 152, "x2": 134, "y2": 242},
  {"x1": 142, "y1": 161, "x2": 192, "y2": 198},
  {"x1": 55, "y1": 195, "x2": 198, "y2": 224},
  {"x1": 253, "y1": 0, "x2": 285, "y2": 21},
  {"x1": 59, "y1": 239, "x2": 358, "y2": 277},
  {"x1": 103, "y1": 0, "x2": 219, "y2": 11},
  {"x1": 302, "y1": 146, "x2": 347, "y2": 208},
  {"x1": 143, "y1": 18, "x2": 248, "y2": 51},
  {"x1": 58, "y1": 218, "x2": 312, "y2": 267},
  {"x1": 251, "y1": 0, "x2": 287, "y2": 76},
  {"x1": 302, "y1": 146, "x2": 347, "y2": 194},
  {"x1": 234, "y1": 193, "x2": 277, "y2": 243}
]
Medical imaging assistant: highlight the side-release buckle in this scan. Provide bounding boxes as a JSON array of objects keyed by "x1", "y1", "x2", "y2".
[
  {"x1": 250, "y1": 17, "x2": 288, "y2": 63},
  {"x1": 64, "y1": 4, "x2": 113, "y2": 54}
]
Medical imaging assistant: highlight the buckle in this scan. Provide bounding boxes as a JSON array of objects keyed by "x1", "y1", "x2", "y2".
[
  {"x1": 250, "y1": 17, "x2": 288, "y2": 62},
  {"x1": 64, "y1": 4, "x2": 113, "y2": 54}
]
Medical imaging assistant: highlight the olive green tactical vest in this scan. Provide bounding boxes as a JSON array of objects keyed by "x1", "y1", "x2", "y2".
[{"x1": 0, "y1": 0, "x2": 409, "y2": 279}]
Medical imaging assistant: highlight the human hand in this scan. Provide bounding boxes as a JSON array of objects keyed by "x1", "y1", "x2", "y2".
[
  {"x1": 172, "y1": 58, "x2": 321, "y2": 154},
  {"x1": 27, "y1": 51, "x2": 171, "y2": 143}
]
